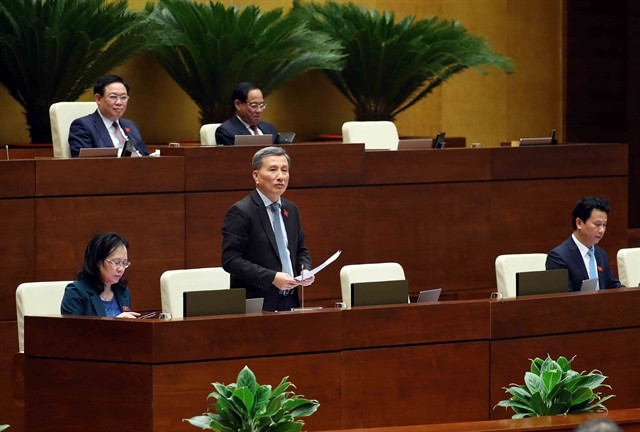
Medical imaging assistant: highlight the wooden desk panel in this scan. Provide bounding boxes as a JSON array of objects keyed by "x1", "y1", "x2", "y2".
[
  {"x1": 0, "y1": 160, "x2": 34, "y2": 198},
  {"x1": 491, "y1": 143, "x2": 628, "y2": 180},
  {"x1": 490, "y1": 288, "x2": 640, "y2": 339},
  {"x1": 363, "y1": 182, "x2": 494, "y2": 295},
  {"x1": 34, "y1": 194, "x2": 185, "y2": 311},
  {"x1": 341, "y1": 300, "x2": 489, "y2": 349},
  {"x1": 490, "y1": 328, "x2": 640, "y2": 420},
  {"x1": 162, "y1": 143, "x2": 364, "y2": 191},
  {"x1": 153, "y1": 353, "x2": 342, "y2": 432},
  {"x1": 365, "y1": 147, "x2": 491, "y2": 185},
  {"x1": 35, "y1": 157, "x2": 184, "y2": 196},
  {"x1": 341, "y1": 341, "x2": 490, "y2": 428}
]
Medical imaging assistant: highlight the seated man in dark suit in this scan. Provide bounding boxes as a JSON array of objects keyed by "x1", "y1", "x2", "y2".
[
  {"x1": 68, "y1": 75, "x2": 149, "y2": 157},
  {"x1": 215, "y1": 82, "x2": 278, "y2": 146},
  {"x1": 546, "y1": 196, "x2": 624, "y2": 291}
]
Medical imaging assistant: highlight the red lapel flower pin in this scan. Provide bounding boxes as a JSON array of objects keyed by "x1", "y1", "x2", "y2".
[
  {"x1": 124, "y1": 127, "x2": 131, "y2": 133},
  {"x1": 122, "y1": 306, "x2": 130, "y2": 311},
  {"x1": 283, "y1": 209, "x2": 289, "y2": 217},
  {"x1": 597, "y1": 266, "x2": 603, "y2": 272}
]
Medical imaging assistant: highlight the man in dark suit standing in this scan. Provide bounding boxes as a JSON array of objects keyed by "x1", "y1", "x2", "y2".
[
  {"x1": 215, "y1": 82, "x2": 278, "y2": 146},
  {"x1": 546, "y1": 196, "x2": 624, "y2": 291},
  {"x1": 221, "y1": 146, "x2": 314, "y2": 311},
  {"x1": 68, "y1": 75, "x2": 149, "y2": 157}
]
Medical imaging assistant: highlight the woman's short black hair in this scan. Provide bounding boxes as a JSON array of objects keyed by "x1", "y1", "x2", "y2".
[{"x1": 77, "y1": 232, "x2": 129, "y2": 293}]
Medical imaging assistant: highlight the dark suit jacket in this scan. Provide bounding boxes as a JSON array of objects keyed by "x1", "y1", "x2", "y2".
[
  {"x1": 546, "y1": 236, "x2": 624, "y2": 291},
  {"x1": 60, "y1": 279, "x2": 132, "y2": 316},
  {"x1": 68, "y1": 110, "x2": 149, "y2": 157},
  {"x1": 221, "y1": 189, "x2": 312, "y2": 311},
  {"x1": 215, "y1": 115, "x2": 278, "y2": 146}
]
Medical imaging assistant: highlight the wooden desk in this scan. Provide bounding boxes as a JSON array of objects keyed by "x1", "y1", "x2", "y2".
[{"x1": 24, "y1": 290, "x2": 640, "y2": 431}]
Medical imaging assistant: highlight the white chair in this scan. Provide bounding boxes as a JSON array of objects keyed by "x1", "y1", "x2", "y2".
[
  {"x1": 199, "y1": 123, "x2": 222, "y2": 146},
  {"x1": 342, "y1": 121, "x2": 400, "y2": 150},
  {"x1": 617, "y1": 247, "x2": 640, "y2": 287},
  {"x1": 160, "y1": 267, "x2": 230, "y2": 318},
  {"x1": 339, "y1": 262, "x2": 406, "y2": 308},
  {"x1": 16, "y1": 281, "x2": 69, "y2": 352},
  {"x1": 495, "y1": 253, "x2": 547, "y2": 298},
  {"x1": 50, "y1": 101, "x2": 97, "y2": 158}
]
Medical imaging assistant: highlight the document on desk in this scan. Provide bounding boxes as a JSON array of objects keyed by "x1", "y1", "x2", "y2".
[{"x1": 295, "y1": 250, "x2": 341, "y2": 281}]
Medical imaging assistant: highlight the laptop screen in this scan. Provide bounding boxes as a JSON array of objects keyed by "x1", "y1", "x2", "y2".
[
  {"x1": 183, "y1": 288, "x2": 246, "y2": 317},
  {"x1": 351, "y1": 279, "x2": 409, "y2": 307},
  {"x1": 416, "y1": 288, "x2": 442, "y2": 303},
  {"x1": 515, "y1": 269, "x2": 568, "y2": 296}
]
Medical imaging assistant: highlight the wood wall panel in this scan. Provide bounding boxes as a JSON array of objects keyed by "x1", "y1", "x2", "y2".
[
  {"x1": 341, "y1": 342, "x2": 490, "y2": 429},
  {"x1": 153, "y1": 353, "x2": 342, "y2": 432},
  {"x1": 0, "y1": 199, "x2": 34, "y2": 320},
  {"x1": 34, "y1": 194, "x2": 185, "y2": 311}
]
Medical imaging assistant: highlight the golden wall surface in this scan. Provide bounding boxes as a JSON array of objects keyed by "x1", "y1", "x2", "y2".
[{"x1": 0, "y1": 0, "x2": 562, "y2": 147}]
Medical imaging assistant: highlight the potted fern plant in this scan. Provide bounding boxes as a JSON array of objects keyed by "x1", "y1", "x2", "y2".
[
  {"x1": 495, "y1": 355, "x2": 614, "y2": 419},
  {"x1": 184, "y1": 365, "x2": 319, "y2": 432}
]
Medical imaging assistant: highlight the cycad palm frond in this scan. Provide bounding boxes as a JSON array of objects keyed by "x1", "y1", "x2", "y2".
[
  {"x1": 292, "y1": 0, "x2": 515, "y2": 121},
  {"x1": 0, "y1": 0, "x2": 160, "y2": 143},
  {"x1": 146, "y1": 0, "x2": 343, "y2": 124}
]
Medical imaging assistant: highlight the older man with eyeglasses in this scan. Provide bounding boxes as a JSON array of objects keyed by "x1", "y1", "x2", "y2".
[
  {"x1": 68, "y1": 74, "x2": 150, "y2": 157},
  {"x1": 215, "y1": 82, "x2": 279, "y2": 146}
]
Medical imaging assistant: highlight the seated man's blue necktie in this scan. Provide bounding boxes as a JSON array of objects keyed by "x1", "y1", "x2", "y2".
[
  {"x1": 587, "y1": 248, "x2": 599, "y2": 290},
  {"x1": 270, "y1": 203, "x2": 294, "y2": 295}
]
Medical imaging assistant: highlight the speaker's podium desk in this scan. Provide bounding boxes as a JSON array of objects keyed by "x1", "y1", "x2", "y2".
[{"x1": 24, "y1": 289, "x2": 640, "y2": 432}]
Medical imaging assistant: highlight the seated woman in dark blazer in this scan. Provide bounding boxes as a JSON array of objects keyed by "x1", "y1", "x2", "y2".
[{"x1": 61, "y1": 232, "x2": 140, "y2": 318}]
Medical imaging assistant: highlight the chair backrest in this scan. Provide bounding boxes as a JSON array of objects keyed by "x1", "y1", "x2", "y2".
[
  {"x1": 50, "y1": 102, "x2": 97, "y2": 158},
  {"x1": 199, "y1": 123, "x2": 222, "y2": 146},
  {"x1": 617, "y1": 247, "x2": 640, "y2": 287},
  {"x1": 342, "y1": 121, "x2": 400, "y2": 150},
  {"x1": 339, "y1": 262, "x2": 406, "y2": 308},
  {"x1": 160, "y1": 267, "x2": 230, "y2": 318},
  {"x1": 495, "y1": 253, "x2": 548, "y2": 298},
  {"x1": 16, "y1": 281, "x2": 69, "y2": 352}
]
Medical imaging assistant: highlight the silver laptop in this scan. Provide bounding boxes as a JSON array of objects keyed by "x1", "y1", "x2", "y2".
[
  {"x1": 234, "y1": 134, "x2": 273, "y2": 146},
  {"x1": 78, "y1": 147, "x2": 119, "y2": 158},
  {"x1": 580, "y1": 277, "x2": 599, "y2": 292},
  {"x1": 245, "y1": 297, "x2": 264, "y2": 313},
  {"x1": 416, "y1": 288, "x2": 442, "y2": 303}
]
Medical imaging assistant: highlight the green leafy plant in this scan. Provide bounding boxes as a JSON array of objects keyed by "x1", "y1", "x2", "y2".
[
  {"x1": 495, "y1": 355, "x2": 614, "y2": 419},
  {"x1": 292, "y1": 0, "x2": 514, "y2": 121},
  {"x1": 184, "y1": 365, "x2": 319, "y2": 432},
  {"x1": 0, "y1": 0, "x2": 160, "y2": 143},
  {"x1": 146, "y1": 0, "x2": 343, "y2": 125}
]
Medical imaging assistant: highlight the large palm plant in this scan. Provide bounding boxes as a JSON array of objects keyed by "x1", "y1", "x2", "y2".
[
  {"x1": 292, "y1": 1, "x2": 515, "y2": 121},
  {"x1": 145, "y1": 0, "x2": 343, "y2": 125},
  {"x1": 0, "y1": 0, "x2": 159, "y2": 143}
]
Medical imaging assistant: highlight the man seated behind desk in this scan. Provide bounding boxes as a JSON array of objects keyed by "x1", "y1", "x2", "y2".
[
  {"x1": 68, "y1": 74, "x2": 149, "y2": 157},
  {"x1": 546, "y1": 196, "x2": 624, "y2": 292},
  {"x1": 215, "y1": 82, "x2": 278, "y2": 146}
]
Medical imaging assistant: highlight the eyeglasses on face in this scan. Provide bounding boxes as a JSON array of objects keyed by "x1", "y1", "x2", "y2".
[
  {"x1": 104, "y1": 258, "x2": 131, "y2": 269},
  {"x1": 245, "y1": 102, "x2": 267, "y2": 110},
  {"x1": 107, "y1": 94, "x2": 129, "y2": 102}
]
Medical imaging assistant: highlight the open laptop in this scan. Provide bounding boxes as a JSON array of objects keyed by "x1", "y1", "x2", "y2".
[
  {"x1": 234, "y1": 134, "x2": 273, "y2": 146},
  {"x1": 580, "y1": 277, "x2": 599, "y2": 292},
  {"x1": 78, "y1": 147, "x2": 119, "y2": 158},
  {"x1": 351, "y1": 279, "x2": 409, "y2": 307},
  {"x1": 245, "y1": 297, "x2": 264, "y2": 313},
  {"x1": 276, "y1": 132, "x2": 296, "y2": 144},
  {"x1": 183, "y1": 288, "x2": 246, "y2": 317},
  {"x1": 416, "y1": 288, "x2": 442, "y2": 303},
  {"x1": 515, "y1": 269, "x2": 569, "y2": 296}
]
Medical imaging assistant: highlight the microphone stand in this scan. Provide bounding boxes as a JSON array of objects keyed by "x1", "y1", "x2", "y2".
[{"x1": 291, "y1": 264, "x2": 322, "y2": 312}]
